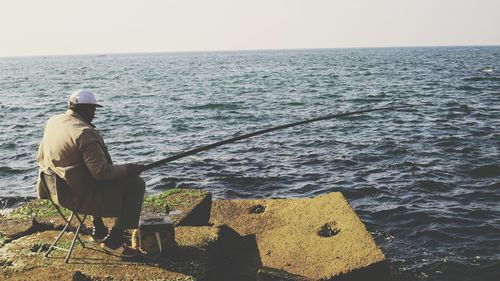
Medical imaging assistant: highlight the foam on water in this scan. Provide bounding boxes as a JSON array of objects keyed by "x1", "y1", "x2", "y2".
[{"x1": 1, "y1": 47, "x2": 499, "y2": 280}]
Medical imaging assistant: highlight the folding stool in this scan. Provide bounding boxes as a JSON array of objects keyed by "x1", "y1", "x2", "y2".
[{"x1": 39, "y1": 170, "x2": 89, "y2": 263}]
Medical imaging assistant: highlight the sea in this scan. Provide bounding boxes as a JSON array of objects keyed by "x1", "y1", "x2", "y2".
[{"x1": 0, "y1": 46, "x2": 499, "y2": 280}]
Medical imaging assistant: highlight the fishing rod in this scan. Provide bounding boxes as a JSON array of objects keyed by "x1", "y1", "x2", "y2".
[{"x1": 143, "y1": 104, "x2": 416, "y2": 171}]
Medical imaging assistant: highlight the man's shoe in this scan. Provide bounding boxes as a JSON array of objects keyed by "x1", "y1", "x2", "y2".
[
  {"x1": 91, "y1": 226, "x2": 109, "y2": 243},
  {"x1": 100, "y1": 240, "x2": 140, "y2": 258}
]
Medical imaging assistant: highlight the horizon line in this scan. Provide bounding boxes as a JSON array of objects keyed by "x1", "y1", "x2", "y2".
[{"x1": 1, "y1": 43, "x2": 499, "y2": 59}]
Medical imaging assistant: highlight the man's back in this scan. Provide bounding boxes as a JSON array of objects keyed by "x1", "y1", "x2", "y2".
[
  {"x1": 38, "y1": 110, "x2": 94, "y2": 178},
  {"x1": 37, "y1": 108, "x2": 127, "y2": 209}
]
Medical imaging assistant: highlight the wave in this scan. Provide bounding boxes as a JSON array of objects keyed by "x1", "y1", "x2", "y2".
[
  {"x1": 463, "y1": 76, "x2": 500, "y2": 82},
  {"x1": 431, "y1": 260, "x2": 500, "y2": 281},
  {"x1": 0, "y1": 143, "x2": 16, "y2": 150},
  {"x1": 467, "y1": 164, "x2": 500, "y2": 178},
  {"x1": 218, "y1": 175, "x2": 284, "y2": 187},
  {"x1": 184, "y1": 102, "x2": 243, "y2": 110},
  {"x1": 0, "y1": 196, "x2": 35, "y2": 209},
  {"x1": 435, "y1": 136, "x2": 463, "y2": 147},
  {"x1": 416, "y1": 180, "x2": 447, "y2": 190},
  {"x1": 343, "y1": 186, "x2": 387, "y2": 199},
  {"x1": 0, "y1": 166, "x2": 29, "y2": 175},
  {"x1": 149, "y1": 176, "x2": 206, "y2": 190},
  {"x1": 456, "y1": 85, "x2": 481, "y2": 91},
  {"x1": 9, "y1": 124, "x2": 30, "y2": 129}
]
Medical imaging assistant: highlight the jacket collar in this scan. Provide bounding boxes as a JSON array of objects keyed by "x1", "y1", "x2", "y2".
[{"x1": 66, "y1": 109, "x2": 96, "y2": 128}]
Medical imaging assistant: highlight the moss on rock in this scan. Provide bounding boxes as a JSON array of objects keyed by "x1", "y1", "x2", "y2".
[
  {"x1": 0, "y1": 189, "x2": 211, "y2": 240},
  {"x1": 3, "y1": 199, "x2": 70, "y2": 220},
  {"x1": 142, "y1": 188, "x2": 182, "y2": 214},
  {"x1": 142, "y1": 189, "x2": 208, "y2": 215},
  {"x1": 0, "y1": 234, "x2": 10, "y2": 248},
  {"x1": 3, "y1": 188, "x2": 208, "y2": 222},
  {"x1": 142, "y1": 189, "x2": 211, "y2": 226},
  {"x1": 0, "y1": 230, "x2": 211, "y2": 281},
  {"x1": 0, "y1": 199, "x2": 67, "y2": 239},
  {"x1": 175, "y1": 226, "x2": 220, "y2": 250}
]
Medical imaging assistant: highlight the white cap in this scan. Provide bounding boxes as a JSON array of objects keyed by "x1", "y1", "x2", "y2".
[{"x1": 69, "y1": 90, "x2": 103, "y2": 107}]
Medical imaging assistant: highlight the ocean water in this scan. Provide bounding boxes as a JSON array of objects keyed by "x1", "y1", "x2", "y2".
[{"x1": 0, "y1": 47, "x2": 499, "y2": 280}]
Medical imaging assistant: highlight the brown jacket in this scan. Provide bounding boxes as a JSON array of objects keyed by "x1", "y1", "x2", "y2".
[{"x1": 37, "y1": 109, "x2": 127, "y2": 216}]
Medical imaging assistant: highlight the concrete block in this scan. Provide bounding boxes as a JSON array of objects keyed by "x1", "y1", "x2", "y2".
[
  {"x1": 210, "y1": 192, "x2": 387, "y2": 280},
  {"x1": 142, "y1": 189, "x2": 212, "y2": 226}
]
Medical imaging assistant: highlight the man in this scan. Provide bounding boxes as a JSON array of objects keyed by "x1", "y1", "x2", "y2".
[{"x1": 37, "y1": 89, "x2": 145, "y2": 257}]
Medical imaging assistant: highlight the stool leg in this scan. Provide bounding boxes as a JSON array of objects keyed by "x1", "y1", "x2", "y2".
[
  {"x1": 45, "y1": 213, "x2": 74, "y2": 258},
  {"x1": 74, "y1": 214, "x2": 88, "y2": 248},
  {"x1": 64, "y1": 220, "x2": 83, "y2": 263}
]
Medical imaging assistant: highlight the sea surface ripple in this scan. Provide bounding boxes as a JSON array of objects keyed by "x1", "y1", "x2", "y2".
[{"x1": 1, "y1": 47, "x2": 499, "y2": 280}]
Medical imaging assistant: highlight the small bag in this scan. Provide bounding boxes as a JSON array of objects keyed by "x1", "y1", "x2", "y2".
[{"x1": 132, "y1": 216, "x2": 176, "y2": 257}]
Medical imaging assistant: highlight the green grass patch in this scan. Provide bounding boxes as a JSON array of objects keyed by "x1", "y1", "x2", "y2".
[
  {"x1": 29, "y1": 243, "x2": 51, "y2": 253},
  {"x1": 6, "y1": 189, "x2": 207, "y2": 220},
  {"x1": 142, "y1": 189, "x2": 208, "y2": 215},
  {"x1": 23, "y1": 239, "x2": 75, "y2": 256},
  {"x1": 0, "y1": 234, "x2": 11, "y2": 248},
  {"x1": 4, "y1": 199, "x2": 70, "y2": 220}
]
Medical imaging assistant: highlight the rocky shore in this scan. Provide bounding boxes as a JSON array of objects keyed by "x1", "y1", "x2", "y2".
[{"x1": 0, "y1": 189, "x2": 387, "y2": 281}]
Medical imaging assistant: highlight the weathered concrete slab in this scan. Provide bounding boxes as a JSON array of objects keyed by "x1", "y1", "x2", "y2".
[
  {"x1": 257, "y1": 267, "x2": 312, "y2": 281},
  {"x1": 210, "y1": 192, "x2": 387, "y2": 281},
  {"x1": 142, "y1": 188, "x2": 212, "y2": 226},
  {"x1": 175, "y1": 226, "x2": 220, "y2": 250},
  {"x1": 175, "y1": 226, "x2": 222, "y2": 280},
  {"x1": 0, "y1": 226, "x2": 222, "y2": 281}
]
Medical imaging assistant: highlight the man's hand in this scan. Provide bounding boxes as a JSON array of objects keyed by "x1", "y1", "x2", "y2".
[{"x1": 125, "y1": 163, "x2": 145, "y2": 176}]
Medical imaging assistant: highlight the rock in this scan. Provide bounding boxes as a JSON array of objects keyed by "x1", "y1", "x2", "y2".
[
  {"x1": 0, "y1": 234, "x2": 10, "y2": 248},
  {"x1": 142, "y1": 189, "x2": 212, "y2": 226},
  {"x1": 175, "y1": 226, "x2": 220, "y2": 251},
  {"x1": 0, "y1": 228, "x2": 221, "y2": 281},
  {"x1": 0, "y1": 196, "x2": 35, "y2": 210},
  {"x1": 257, "y1": 267, "x2": 313, "y2": 281},
  {"x1": 214, "y1": 225, "x2": 263, "y2": 281},
  {"x1": 175, "y1": 226, "x2": 222, "y2": 280},
  {"x1": 1, "y1": 190, "x2": 388, "y2": 281},
  {"x1": 210, "y1": 198, "x2": 289, "y2": 236},
  {"x1": 0, "y1": 200, "x2": 67, "y2": 239},
  {"x1": 0, "y1": 189, "x2": 211, "y2": 240},
  {"x1": 210, "y1": 192, "x2": 387, "y2": 281},
  {"x1": 0, "y1": 189, "x2": 216, "y2": 280},
  {"x1": 0, "y1": 217, "x2": 58, "y2": 240}
]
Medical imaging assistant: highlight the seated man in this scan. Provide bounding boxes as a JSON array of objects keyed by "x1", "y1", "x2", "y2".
[{"x1": 37, "y1": 89, "x2": 145, "y2": 257}]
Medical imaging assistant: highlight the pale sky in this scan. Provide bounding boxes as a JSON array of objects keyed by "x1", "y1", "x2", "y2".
[{"x1": 1, "y1": 0, "x2": 499, "y2": 57}]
